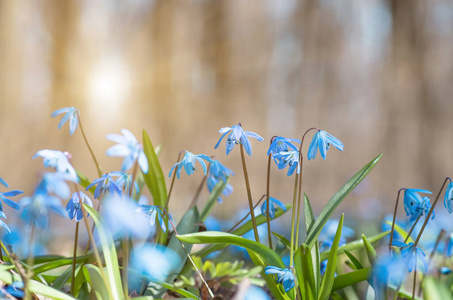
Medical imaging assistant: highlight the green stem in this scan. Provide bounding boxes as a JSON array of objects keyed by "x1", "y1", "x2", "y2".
[
  {"x1": 404, "y1": 215, "x2": 422, "y2": 243},
  {"x1": 188, "y1": 161, "x2": 210, "y2": 209},
  {"x1": 289, "y1": 172, "x2": 299, "y2": 267},
  {"x1": 122, "y1": 239, "x2": 130, "y2": 299},
  {"x1": 24, "y1": 226, "x2": 35, "y2": 300},
  {"x1": 418, "y1": 229, "x2": 445, "y2": 296},
  {"x1": 239, "y1": 144, "x2": 260, "y2": 243},
  {"x1": 389, "y1": 188, "x2": 405, "y2": 251},
  {"x1": 226, "y1": 195, "x2": 266, "y2": 233},
  {"x1": 413, "y1": 177, "x2": 450, "y2": 249},
  {"x1": 265, "y1": 154, "x2": 273, "y2": 249},
  {"x1": 412, "y1": 268, "x2": 417, "y2": 300},
  {"x1": 165, "y1": 152, "x2": 182, "y2": 211},
  {"x1": 295, "y1": 162, "x2": 303, "y2": 249},
  {"x1": 76, "y1": 110, "x2": 102, "y2": 177},
  {"x1": 70, "y1": 221, "x2": 80, "y2": 295}
]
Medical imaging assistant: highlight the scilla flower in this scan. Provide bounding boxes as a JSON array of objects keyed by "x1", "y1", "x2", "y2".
[
  {"x1": 372, "y1": 254, "x2": 407, "y2": 289},
  {"x1": 392, "y1": 240, "x2": 428, "y2": 273},
  {"x1": 0, "y1": 212, "x2": 10, "y2": 233},
  {"x1": 137, "y1": 204, "x2": 167, "y2": 233},
  {"x1": 169, "y1": 151, "x2": 213, "y2": 179},
  {"x1": 444, "y1": 181, "x2": 453, "y2": 213},
  {"x1": 273, "y1": 150, "x2": 300, "y2": 176},
  {"x1": 86, "y1": 173, "x2": 122, "y2": 199},
  {"x1": 267, "y1": 136, "x2": 300, "y2": 157},
  {"x1": 307, "y1": 130, "x2": 344, "y2": 160},
  {"x1": 106, "y1": 129, "x2": 148, "y2": 173},
  {"x1": 209, "y1": 159, "x2": 234, "y2": 182},
  {"x1": 403, "y1": 189, "x2": 432, "y2": 221},
  {"x1": 261, "y1": 197, "x2": 287, "y2": 219},
  {"x1": 20, "y1": 193, "x2": 66, "y2": 228},
  {"x1": 66, "y1": 192, "x2": 93, "y2": 222},
  {"x1": 0, "y1": 180, "x2": 23, "y2": 210},
  {"x1": 207, "y1": 176, "x2": 233, "y2": 203},
  {"x1": 264, "y1": 266, "x2": 295, "y2": 292},
  {"x1": 33, "y1": 150, "x2": 78, "y2": 181},
  {"x1": 214, "y1": 124, "x2": 263, "y2": 156},
  {"x1": 110, "y1": 171, "x2": 139, "y2": 196},
  {"x1": 130, "y1": 244, "x2": 180, "y2": 281},
  {"x1": 51, "y1": 107, "x2": 79, "y2": 135}
]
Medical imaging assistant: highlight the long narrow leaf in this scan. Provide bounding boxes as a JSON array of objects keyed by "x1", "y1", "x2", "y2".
[
  {"x1": 305, "y1": 154, "x2": 383, "y2": 248},
  {"x1": 331, "y1": 268, "x2": 371, "y2": 292},
  {"x1": 304, "y1": 194, "x2": 321, "y2": 294},
  {"x1": 318, "y1": 214, "x2": 344, "y2": 300},
  {"x1": 385, "y1": 221, "x2": 414, "y2": 243},
  {"x1": 84, "y1": 265, "x2": 110, "y2": 300},
  {"x1": 200, "y1": 179, "x2": 228, "y2": 222}
]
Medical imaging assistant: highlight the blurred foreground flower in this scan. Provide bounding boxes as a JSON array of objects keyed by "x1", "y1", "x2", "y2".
[
  {"x1": 168, "y1": 151, "x2": 213, "y2": 179},
  {"x1": 307, "y1": 130, "x2": 343, "y2": 160},
  {"x1": 0, "y1": 282, "x2": 25, "y2": 299},
  {"x1": 33, "y1": 149, "x2": 78, "y2": 181},
  {"x1": 51, "y1": 107, "x2": 79, "y2": 135},
  {"x1": 245, "y1": 285, "x2": 270, "y2": 300},
  {"x1": 372, "y1": 254, "x2": 407, "y2": 289},
  {"x1": 264, "y1": 266, "x2": 295, "y2": 292},
  {"x1": 214, "y1": 124, "x2": 263, "y2": 156},
  {"x1": 392, "y1": 240, "x2": 427, "y2": 273},
  {"x1": 66, "y1": 192, "x2": 93, "y2": 222},
  {"x1": 106, "y1": 129, "x2": 148, "y2": 173},
  {"x1": 20, "y1": 193, "x2": 66, "y2": 228},
  {"x1": 130, "y1": 244, "x2": 180, "y2": 281}
]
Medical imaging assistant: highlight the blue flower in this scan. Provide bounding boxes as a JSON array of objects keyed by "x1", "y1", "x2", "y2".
[
  {"x1": 319, "y1": 220, "x2": 354, "y2": 252},
  {"x1": 137, "y1": 205, "x2": 167, "y2": 233},
  {"x1": 267, "y1": 136, "x2": 300, "y2": 157},
  {"x1": 168, "y1": 151, "x2": 213, "y2": 179},
  {"x1": 207, "y1": 176, "x2": 233, "y2": 203},
  {"x1": 130, "y1": 244, "x2": 180, "y2": 281},
  {"x1": 445, "y1": 233, "x2": 453, "y2": 257},
  {"x1": 51, "y1": 107, "x2": 79, "y2": 135},
  {"x1": 214, "y1": 124, "x2": 263, "y2": 156},
  {"x1": 66, "y1": 192, "x2": 93, "y2": 222},
  {"x1": 372, "y1": 254, "x2": 407, "y2": 289},
  {"x1": 20, "y1": 193, "x2": 67, "y2": 228},
  {"x1": 444, "y1": 181, "x2": 453, "y2": 213},
  {"x1": 209, "y1": 159, "x2": 234, "y2": 182},
  {"x1": 110, "y1": 171, "x2": 139, "y2": 196},
  {"x1": 101, "y1": 195, "x2": 150, "y2": 239},
  {"x1": 245, "y1": 285, "x2": 271, "y2": 300},
  {"x1": 261, "y1": 197, "x2": 287, "y2": 219},
  {"x1": 403, "y1": 189, "x2": 432, "y2": 222},
  {"x1": 0, "y1": 212, "x2": 10, "y2": 233},
  {"x1": 33, "y1": 149, "x2": 78, "y2": 181},
  {"x1": 273, "y1": 150, "x2": 300, "y2": 176},
  {"x1": 36, "y1": 172, "x2": 72, "y2": 199},
  {"x1": 106, "y1": 129, "x2": 148, "y2": 173},
  {"x1": 86, "y1": 173, "x2": 122, "y2": 199},
  {"x1": 0, "y1": 186, "x2": 23, "y2": 211},
  {"x1": 0, "y1": 177, "x2": 8, "y2": 188},
  {"x1": 392, "y1": 240, "x2": 428, "y2": 273},
  {"x1": 307, "y1": 130, "x2": 344, "y2": 160},
  {"x1": 264, "y1": 266, "x2": 295, "y2": 292},
  {"x1": 440, "y1": 267, "x2": 452, "y2": 275},
  {"x1": 0, "y1": 282, "x2": 25, "y2": 299}
]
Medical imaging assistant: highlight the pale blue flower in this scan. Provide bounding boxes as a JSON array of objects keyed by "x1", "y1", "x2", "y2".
[
  {"x1": 264, "y1": 266, "x2": 295, "y2": 292},
  {"x1": 245, "y1": 285, "x2": 271, "y2": 300},
  {"x1": 66, "y1": 192, "x2": 93, "y2": 222},
  {"x1": 101, "y1": 195, "x2": 150, "y2": 239},
  {"x1": 33, "y1": 149, "x2": 78, "y2": 181},
  {"x1": 307, "y1": 130, "x2": 344, "y2": 160},
  {"x1": 106, "y1": 129, "x2": 148, "y2": 173},
  {"x1": 444, "y1": 181, "x2": 453, "y2": 213},
  {"x1": 51, "y1": 107, "x2": 79, "y2": 135},
  {"x1": 267, "y1": 136, "x2": 300, "y2": 157},
  {"x1": 0, "y1": 177, "x2": 8, "y2": 188},
  {"x1": 392, "y1": 240, "x2": 428, "y2": 273},
  {"x1": 403, "y1": 189, "x2": 432, "y2": 222},
  {"x1": 372, "y1": 254, "x2": 407, "y2": 290},
  {"x1": 168, "y1": 151, "x2": 213, "y2": 179},
  {"x1": 130, "y1": 244, "x2": 180, "y2": 281},
  {"x1": 0, "y1": 188, "x2": 22, "y2": 211},
  {"x1": 445, "y1": 233, "x2": 453, "y2": 257},
  {"x1": 86, "y1": 173, "x2": 122, "y2": 199},
  {"x1": 36, "y1": 172, "x2": 72, "y2": 199},
  {"x1": 137, "y1": 205, "x2": 167, "y2": 233},
  {"x1": 0, "y1": 212, "x2": 10, "y2": 233},
  {"x1": 261, "y1": 197, "x2": 287, "y2": 219},
  {"x1": 110, "y1": 171, "x2": 139, "y2": 196},
  {"x1": 214, "y1": 124, "x2": 263, "y2": 156},
  {"x1": 273, "y1": 150, "x2": 300, "y2": 176},
  {"x1": 440, "y1": 267, "x2": 452, "y2": 275},
  {"x1": 206, "y1": 175, "x2": 233, "y2": 203},
  {"x1": 0, "y1": 281, "x2": 25, "y2": 299},
  {"x1": 209, "y1": 159, "x2": 234, "y2": 182},
  {"x1": 20, "y1": 193, "x2": 67, "y2": 228}
]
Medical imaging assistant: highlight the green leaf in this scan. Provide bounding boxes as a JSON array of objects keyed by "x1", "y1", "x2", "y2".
[
  {"x1": 385, "y1": 221, "x2": 414, "y2": 243},
  {"x1": 52, "y1": 266, "x2": 73, "y2": 290},
  {"x1": 319, "y1": 231, "x2": 390, "y2": 261},
  {"x1": 147, "y1": 278, "x2": 201, "y2": 299},
  {"x1": 304, "y1": 194, "x2": 321, "y2": 292},
  {"x1": 305, "y1": 154, "x2": 383, "y2": 248},
  {"x1": 76, "y1": 170, "x2": 96, "y2": 195},
  {"x1": 295, "y1": 244, "x2": 316, "y2": 300},
  {"x1": 272, "y1": 232, "x2": 291, "y2": 250},
  {"x1": 33, "y1": 255, "x2": 90, "y2": 274},
  {"x1": 200, "y1": 179, "x2": 228, "y2": 222},
  {"x1": 343, "y1": 250, "x2": 364, "y2": 270},
  {"x1": 0, "y1": 268, "x2": 76, "y2": 300},
  {"x1": 318, "y1": 214, "x2": 344, "y2": 300},
  {"x1": 423, "y1": 277, "x2": 453, "y2": 300},
  {"x1": 178, "y1": 231, "x2": 285, "y2": 268},
  {"x1": 361, "y1": 235, "x2": 377, "y2": 266},
  {"x1": 84, "y1": 264, "x2": 110, "y2": 300},
  {"x1": 331, "y1": 268, "x2": 370, "y2": 292},
  {"x1": 142, "y1": 129, "x2": 167, "y2": 207},
  {"x1": 194, "y1": 204, "x2": 292, "y2": 258},
  {"x1": 304, "y1": 193, "x2": 315, "y2": 233},
  {"x1": 84, "y1": 204, "x2": 124, "y2": 300}
]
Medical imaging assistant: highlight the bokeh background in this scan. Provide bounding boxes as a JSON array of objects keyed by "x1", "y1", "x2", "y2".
[{"x1": 0, "y1": 0, "x2": 452, "y2": 251}]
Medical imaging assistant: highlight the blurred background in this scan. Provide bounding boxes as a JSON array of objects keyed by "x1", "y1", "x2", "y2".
[{"x1": 0, "y1": 0, "x2": 452, "y2": 252}]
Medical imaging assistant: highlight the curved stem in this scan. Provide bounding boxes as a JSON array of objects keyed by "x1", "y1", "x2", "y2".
[
  {"x1": 266, "y1": 154, "x2": 273, "y2": 249},
  {"x1": 189, "y1": 163, "x2": 210, "y2": 209},
  {"x1": 165, "y1": 152, "x2": 182, "y2": 211},
  {"x1": 389, "y1": 188, "x2": 406, "y2": 251},
  {"x1": 289, "y1": 173, "x2": 299, "y2": 268},
  {"x1": 76, "y1": 110, "x2": 102, "y2": 177},
  {"x1": 226, "y1": 195, "x2": 266, "y2": 233},
  {"x1": 404, "y1": 215, "x2": 422, "y2": 243},
  {"x1": 240, "y1": 144, "x2": 260, "y2": 243},
  {"x1": 295, "y1": 159, "x2": 303, "y2": 249},
  {"x1": 413, "y1": 177, "x2": 450, "y2": 249}
]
